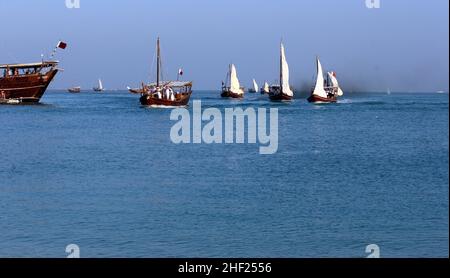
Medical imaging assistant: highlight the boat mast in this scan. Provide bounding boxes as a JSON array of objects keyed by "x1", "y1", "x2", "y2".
[
  {"x1": 224, "y1": 64, "x2": 231, "y2": 89},
  {"x1": 156, "y1": 37, "x2": 160, "y2": 87},
  {"x1": 280, "y1": 42, "x2": 283, "y2": 93}
]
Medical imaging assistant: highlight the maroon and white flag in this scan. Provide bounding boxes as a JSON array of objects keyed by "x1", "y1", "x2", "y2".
[
  {"x1": 178, "y1": 68, "x2": 184, "y2": 76},
  {"x1": 57, "y1": 41, "x2": 67, "y2": 50}
]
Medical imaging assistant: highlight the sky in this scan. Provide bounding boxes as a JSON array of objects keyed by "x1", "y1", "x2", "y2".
[{"x1": 0, "y1": 0, "x2": 448, "y2": 92}]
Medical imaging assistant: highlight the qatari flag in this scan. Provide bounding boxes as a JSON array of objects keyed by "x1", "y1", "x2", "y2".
[
  {"x1": 178, "y1": 68, "x2": 184, "y2": 76},
  {"x1": 57, "y1": 41, "x2": 67, "y2": 50}
]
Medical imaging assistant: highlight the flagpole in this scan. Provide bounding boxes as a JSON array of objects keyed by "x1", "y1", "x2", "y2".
[
  {"x1": 177, "y1": 68, "x2": 183, "y2": 81},
  {"x1": 50, "y1": 41, "x2": 59, "y2": 60}
]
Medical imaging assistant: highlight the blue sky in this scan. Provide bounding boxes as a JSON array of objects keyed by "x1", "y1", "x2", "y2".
[{"x1": 0, "y1": 0, "x2": 448, "y2": 91}]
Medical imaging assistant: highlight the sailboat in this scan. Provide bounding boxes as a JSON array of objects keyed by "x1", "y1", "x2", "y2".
[
  {"x1": 249, "y1": 79, "x2": 259, "y2": 93},
  {"x1": 138, "y1": 38, "x2": 193, "y2": 107},
  {"x1": 307, "y1": 57, "x2": 342, "y2": 103},
  {"x1": 269, "y1": 43, "x2": 294, "y2": 101},
  {"x1": 260, "y1": 82, "x2": 270, "y2": 94},
  {"x1": 327, "y1": 72, "x2": 344, "y2": 97},
  {"x1": 221, "y1": 64, "x2": 245, "y2": 99},
  {"x1": 93, "y1": 79, "x2": 104, "y2": 92}
]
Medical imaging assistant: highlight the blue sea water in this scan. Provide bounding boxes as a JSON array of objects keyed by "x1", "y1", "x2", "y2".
[{"x1": 0, "y1": 91, "x2": 448, "y2": 258}]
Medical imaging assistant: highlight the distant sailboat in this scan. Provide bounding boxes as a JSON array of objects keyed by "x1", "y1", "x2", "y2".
[
  {"x1": 249, "y1": 79, "x2": 259, "y2": 93},
  {"x1": 307, "y1": 57, "x2": 342, "y2": 103},
  {"x1": 260, "y1": 82, "x2": 270, "y2": 94},
  {"x1": 221, "y1": 64, "x2": 245, "y2": 99},
  {"x1": 269, "y1": 43, "x2": 294, "y2": 101},
  {"x1": 93, "y1": 79, "x2": 104, "y2": 92}
]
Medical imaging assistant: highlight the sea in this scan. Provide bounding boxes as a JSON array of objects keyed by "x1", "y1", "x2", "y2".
[{"x1": 0, "y1": 91, "x2": 448, "y2": 258}]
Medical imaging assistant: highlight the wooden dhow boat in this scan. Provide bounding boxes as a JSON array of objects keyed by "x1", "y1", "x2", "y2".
[
  {"x1": 269, "y1": 43, "x2": 294, "y2": 101},
  {"x1": 140, "y1": 81, "x2": 193, "y2": 107},
  {"x1": 221, "y1": 64, "x2": 245, "y2": 99},
  {"x1": 68, "y1": 86, "x2": 81, "y2": 93},
  {"x1": 138, "y1": 38, "x2": 193, "y2": 107},
  {"x1": 0, "y1": 41, "x2": 66, "y2": 104},
  {"x1": 307, "y1": 57, "x2": 343, "y2": 103},
  {"x1": 0, "y1": 61, "x2": 59, "y2": 104}
]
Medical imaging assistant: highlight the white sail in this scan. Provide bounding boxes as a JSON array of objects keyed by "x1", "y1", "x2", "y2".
[
  {"x1": 312, "y1": 58, "x2": 328, "y2": 98},
  {"x1": 252, "y1": 79, "x2": 259, "y2": 92},
  {"x1": 98, "y1": 79, "x2": 104, "y2": 90},
  {"x1": 230, "y1": 64, "x2": 244, "y2": 95},
  {"x1": 327, "y1": 72, "x2": 343, "y2": 96},
  {"x1": 263, "y1": 82, "x2": 270, "y2": 93},
  {"x1": 280, "y1": 43, "x2": 293, "y2": 97}
]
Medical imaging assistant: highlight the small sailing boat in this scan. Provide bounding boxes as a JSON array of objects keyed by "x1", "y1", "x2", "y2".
[
  {"x1": 68, "y1": 86, "x2": 81, "y2": 93},
  {"x1": 260, "y1": 82, "x2": 270, "y2": 94},
  {"x1": 248, "y1": 79, "x2": 259, "y2": 93},
  {"x1": 93, "y1": 79, "x2": 104, "y2": 92},
  {"x1": 221, "y1": 64, "x2": 245, "y2": 99},
  {"x1": 139, "y1": 38, "x2": 193, "y2": 107},
  {"x1": 307, "y1": 57, "x2": 343, "y2": 103},
  {"x1": 327, "y1": 72, "x2": 344, "y2": 97},
  {"x1": 269, "y1": 43, "x2": 294, "y2": 101}
]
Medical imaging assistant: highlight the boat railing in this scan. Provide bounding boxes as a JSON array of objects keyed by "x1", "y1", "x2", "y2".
[{"x1": 1, "y1": 65, "x2": 56, "y2": 78}]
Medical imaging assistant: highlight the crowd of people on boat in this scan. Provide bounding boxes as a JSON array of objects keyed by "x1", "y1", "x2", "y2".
[
  {"x1": 2, "y1": 67, "x2": 40, "y2": 78},
  {"x1": 323, "y1": 79, "x2": 338, "y2": 98},
  {"x1": 148, "y1": 85, "x2": 177, "y2": 101}
]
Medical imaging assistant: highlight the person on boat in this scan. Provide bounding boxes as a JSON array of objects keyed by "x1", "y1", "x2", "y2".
[
  {"x1": 162, "y1": 86, "x2": 169, "y2": 99},
  {"x1": 170, "y1": 91, "x2": 175, "y2": 101},
  {"x1": 155, "y1": 87, "x2": 162, "y2": 99},
  {"x1": 174, "y1": 90, "x2": 182, "y2": 99}
]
